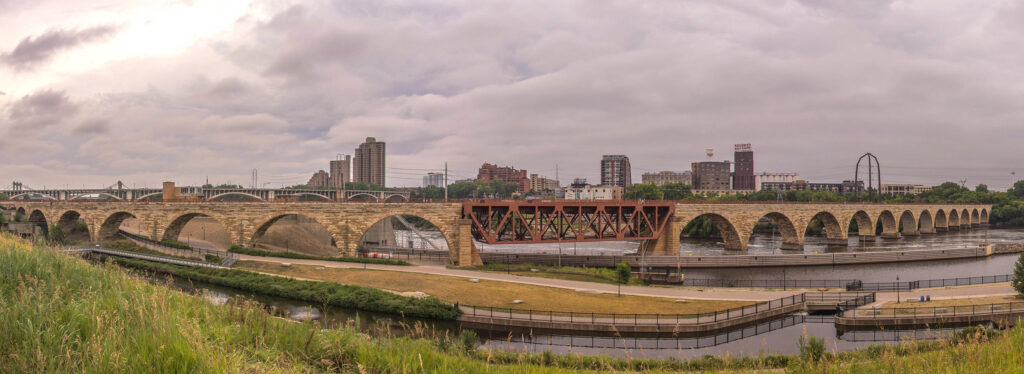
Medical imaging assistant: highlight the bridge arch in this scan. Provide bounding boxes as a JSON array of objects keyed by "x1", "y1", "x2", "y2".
[
  {"x1": 98, "y1": 212, "x2": 146, "y2": 242},
  {"x1": 849, "y1": 210, "x2": 874, "y2": 238},
  {"x1": 16, "y1": 207, "x2": 26, "y2": 217},
  {"x1": 162, "y1": 212, "x2": 234, "y2": 246},
  {"x1": 279, "y1": 192, "x2": 332, "y2": 201},
  {"x1": 877, "y1": 210, "x2": 898, "y2": 238},
  {"x1": 250, "y1": 213, "x2": 338, "y2": 255},
  {"x1": 961, "y1": 209, "x2": 971, "y2": 227},
  {"x1": 898, "y1": 210, "x2": 918, "y2": 236},
  {"x1": 56, "y1": 210, "x2": 92, "y2": 242},
  {"x1": 69, "y1": 192, "x2": 124, "y2": 201},
  {"x1": 971, "y1": 209, "x2": 980, "y2": 225},
  {"x1": 807, "y1": 211, "x2": 846, "y2": 245},
  {"x1": 347, "y1": 193, "x2": 380, "y2": 202},
  {"x1": 749, "y1": 212, "x2": 801, "y2": 250},
  {"x1": 681, "y1": 213, "x2": 743, "y2": 250},
  {"x1": 357, "y1": 213, "x2": 457, "y2": 260},
  {"x1": 10, "y1": 193, "x2": 56, "y2": 201},
  {"x1": 934, "y1": 209, "x2": 947, "y2": 231},
  {"x1": 981, "y1": 209, "x2": 989, "y2": 224},
  {"x1": 948, "y1": 209, "x2": 960, "y2": 229},
  {"x1": 208, "y1": 192, "x2": 266, "y2": 202},
  {"x1": 27, "y1": 209, "x2": 49, "y2": 237},
  {"x1": 384, "y1": 194, "x2": 408, "y2": 203},
  {"x1": 918, "y1": 210, "x2": 935, "y2": 234},
  {"x1": 134, "y1": 192, "x2": 163, "y2": 201}
]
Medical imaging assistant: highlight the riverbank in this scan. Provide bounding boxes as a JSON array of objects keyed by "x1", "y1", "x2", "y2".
[{"x1": 9, "y1": 234, "x2": 1024, "y2": 372}]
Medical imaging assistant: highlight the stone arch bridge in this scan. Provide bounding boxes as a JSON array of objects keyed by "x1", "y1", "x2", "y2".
[{"x1": 0, "y1": 201, "x2": 990, "y2": 266}]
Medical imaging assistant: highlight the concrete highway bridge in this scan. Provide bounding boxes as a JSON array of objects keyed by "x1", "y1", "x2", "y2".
[
  {"x1": 0, "y1": 187, "x2": 410, "y2": 202},
  {"x1": 0, "y1": 200, "x2": 990, "y2": 267}
]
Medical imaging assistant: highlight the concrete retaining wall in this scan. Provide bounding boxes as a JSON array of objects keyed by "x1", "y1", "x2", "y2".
[{"x1": 482, "y1": 245, "x2": 1019, "y2": 269}]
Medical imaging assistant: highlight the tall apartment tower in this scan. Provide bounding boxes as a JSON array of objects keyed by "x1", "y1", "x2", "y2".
[
  {"x1": 329, "y1": 154, "x2": 351, "y2": 188},
  {"x1": 600, "y1": 155, "x2": 632, "y2": 188},
  {"x1": 733, "y1": 144, "x2": 754, "y2": 190},
  {"x1": 354, "y1": 137, "x2": 386, "y2": 187}
]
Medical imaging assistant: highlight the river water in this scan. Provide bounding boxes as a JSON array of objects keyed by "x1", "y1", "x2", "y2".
[{"x1": 142, "y1": 273, "x2": 968, "y2": 360}]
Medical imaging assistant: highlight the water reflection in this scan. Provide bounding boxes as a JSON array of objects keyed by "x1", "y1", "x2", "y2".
[{"x1": 467, "y1": 227, "x2": 1024, "y2": 256}]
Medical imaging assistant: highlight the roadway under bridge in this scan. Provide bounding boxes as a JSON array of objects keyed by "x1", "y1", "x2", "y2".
[{"x1": 0, "y1": 201, "x2": 990, "y2": 267}]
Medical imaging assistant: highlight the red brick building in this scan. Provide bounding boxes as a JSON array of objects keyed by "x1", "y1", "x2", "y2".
[{"x1": 477, "y1": 163, "x2": 529, "y2": 192}]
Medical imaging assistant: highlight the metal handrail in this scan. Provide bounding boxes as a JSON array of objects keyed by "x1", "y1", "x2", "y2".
[
  {"x1": 117, "y1": 230, "x2": 238, "y2": 267},
  {"x1": 843, "y1": 301, "x2": 1024, "y2": 318},
  {"x1": 463, "y1": 293, "x2": 807, "y2": 325}
]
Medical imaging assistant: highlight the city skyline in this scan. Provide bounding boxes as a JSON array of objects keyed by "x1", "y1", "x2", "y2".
[{"x1": 3, "y1": 1, "x2": 1023, "y2": 190}]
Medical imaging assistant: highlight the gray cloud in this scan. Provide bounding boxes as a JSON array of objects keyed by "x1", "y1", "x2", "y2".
[
  {"x1": 3, "y1": 1, "x2": 1024, "y2": 190},
  {"x1": 6, "y1": 89, "x2": 78, "y2": 130},
  {"x1": 2, "y1": 25, "x2": 117, "y2": 70},
  {"x1": 72, "y1": 118, "x2": 110, "y2": 135}
]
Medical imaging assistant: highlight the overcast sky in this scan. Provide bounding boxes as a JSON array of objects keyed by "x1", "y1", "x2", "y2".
[{"x1": 2, "y1": 0, "x2": 1023, "y2": 190}]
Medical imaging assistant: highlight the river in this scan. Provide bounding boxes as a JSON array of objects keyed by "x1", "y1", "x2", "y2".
[{"x1": 141, "y1": 271, "x2": 969, "y2": 360}]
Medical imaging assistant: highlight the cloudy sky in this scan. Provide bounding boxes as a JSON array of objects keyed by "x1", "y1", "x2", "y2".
[{"x1": 2, "y1": 0, "x2": 1023, "y2": 190}]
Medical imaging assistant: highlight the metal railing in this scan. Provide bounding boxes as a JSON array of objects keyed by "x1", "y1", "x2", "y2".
[
  {"x1": 68, "y1": 246, "x2": 226, "y2": 269},
  {"x1": 843, "y1": 301, "x2": 1024, "y2": 319},
  {"x1": 118, "y1": 230, "x2": 238, "y2": 267},
  {"x1": 463, "y1": 293, "x2": 806, "y2": 326},
  {"x1": 664, "y1": 274, "x2": 1013, "y2": 291}
]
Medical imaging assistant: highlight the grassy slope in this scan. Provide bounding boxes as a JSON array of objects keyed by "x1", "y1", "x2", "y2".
[{"x1": 5, "y1": 234, "x2": 1024, "y2": 373}]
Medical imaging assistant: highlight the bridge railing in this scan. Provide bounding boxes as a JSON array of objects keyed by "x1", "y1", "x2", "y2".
[
  {"x1": 463, "y1": 293, "x2": 806, "y2": 326},
  {"x1": 841, "y1": 301, "x2": 1024, "y2": 319},
  {"x1": 117, "y1": 230, "x2": 238, "y2": 267}
]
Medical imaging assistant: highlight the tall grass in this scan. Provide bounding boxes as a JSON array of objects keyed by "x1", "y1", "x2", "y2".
[{"x1": 5, "y1": 233, "x2": 1024, "y2": 373}]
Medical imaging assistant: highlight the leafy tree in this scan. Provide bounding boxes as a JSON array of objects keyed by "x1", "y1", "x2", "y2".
[
  {"x1": 1010, "y1": 180, "x2": 1024, "y2": 199},
  {"x1": 682, "y1": 216, "x2": 720, "y2": 237},
  {"x1": 661, "y1": 183, "x2": 693, "y2": 200},
  {"x1": 411, "y1": 186, "x2": 445, "y2": 199},
  {"x1": 1013, "y1": 253, "x2": 1024, "y2": 296},
  {"x1": 0, "y1": 192, "x2": 8, "y2": 200},
  {"x1": 447, "y1": 182, "x2": 477, "y2": 199},
  {"x1": 615, "y1": 262, "x2": 632, "y2": 296},
  {"x1": 976, "y1": 184, "x2": 989, "y2": 193},
  {"x1": 624, "y1": 184, "x2": 663, "y2": 200},
  {"x1": 49, "y1": 223, "x2": 65, "y2": 244}
]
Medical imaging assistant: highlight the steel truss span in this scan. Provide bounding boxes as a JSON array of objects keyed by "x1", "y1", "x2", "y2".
[{"x1": 464, "y1": 201, "x2": 675, "y2": 244}]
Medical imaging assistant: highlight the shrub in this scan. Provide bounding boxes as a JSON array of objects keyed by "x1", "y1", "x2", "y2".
[
  {"x1": 1014, "y1": 253, "x2": 1024, "y2": 296},
  {"x1": 104, "y1": 256, "x2": 459, "y2": 320},
  {"x1": 227, "y1": 245, "x2": 410, "y2": 266},
  {"x1": 798, "y1": 335, "x2": 826, "y2": 362}
]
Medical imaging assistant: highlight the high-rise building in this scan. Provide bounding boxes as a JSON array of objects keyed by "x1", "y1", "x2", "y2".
[
  {"x1": 306, "y1": 170, "x2": 330, "y2": 187},
  {"x1": 691, "y1": 161, "x2": 732, "y2": 190},
  {"x1": 423, "y1": 172, "x2": 445, "y2": 188},
  {"x1": 600, "y1": 155, "x2": 631, "y2": 188},
  {"x1": 353, "y1": 137, "x2": 386, "y2": 187},
  {"x1": 528, "y1": 174, "x2": 560, "y2": 192},
  {"x1": 733, "y1": 144, "x2": 754, "y2": 190},
  {"x1": 477, "y1": 163, "x2": 529, "y2": 192},
  {"x1": 641, "y1": 171, "x2": 692, "y2": 186},
  {"x1": 329, "y1": 154, "x2": 351, "y2": 188}
]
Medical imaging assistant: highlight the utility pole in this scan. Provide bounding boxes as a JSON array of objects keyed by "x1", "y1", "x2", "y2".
[{"x1": 444, "y1": 162, "x2": 449, "y2": 202}]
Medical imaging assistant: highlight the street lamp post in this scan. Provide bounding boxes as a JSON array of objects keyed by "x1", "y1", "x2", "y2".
[{"x1": 896, "y1": 274, "x2": 901, "y2": 304}]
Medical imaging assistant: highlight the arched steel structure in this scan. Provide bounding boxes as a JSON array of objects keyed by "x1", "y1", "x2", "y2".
[{"x1": 854, "y1": 153, "x2": 882, "y2": 202}]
